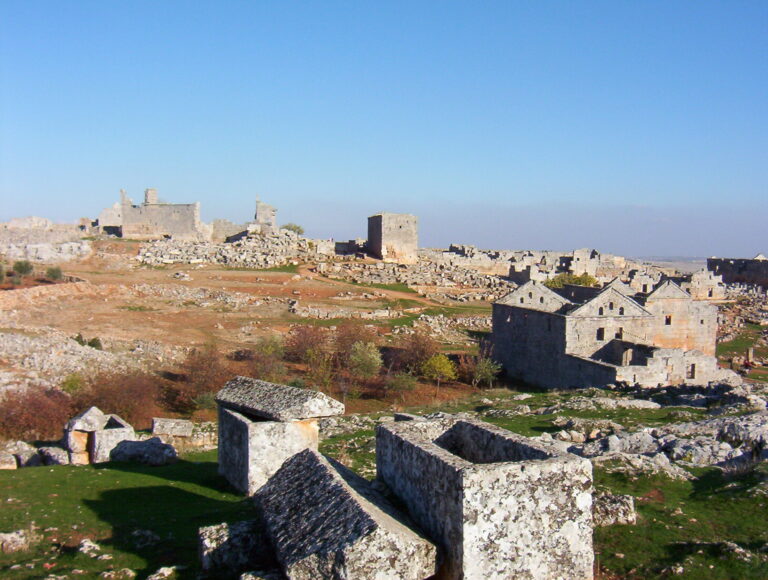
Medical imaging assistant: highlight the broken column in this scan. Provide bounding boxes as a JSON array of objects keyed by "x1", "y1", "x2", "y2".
[
  {"x1": 376, "y1": 417, "x2": 594, "y2": 580},
  {"x1": 64, "y1": 406, "x2": 136, "y2": 465},
  {"x1": 215, "y1": 376, "x2": 345, "y2": 495},
  {"x1": 255, "y1": 448, "x2": 437, "y2": 579}
]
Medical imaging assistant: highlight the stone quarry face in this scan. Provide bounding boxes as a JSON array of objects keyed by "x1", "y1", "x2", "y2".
[
  {"x1": 216, "y1": 376, "x2": 345, "y2": 421},
  {"x1": 377, "y1": 417, "x2": 594, "y2": 580},
  {"x1": 256, "y1": 449, "x2": 437, "y2": 580}
]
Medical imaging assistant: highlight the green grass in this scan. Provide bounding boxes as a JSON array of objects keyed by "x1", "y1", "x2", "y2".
[
  {"x1": 257, "y1": 264, "x2": 300, "y2": 273},
  {"x1": 117, "y1": 305, "x2": 158, "y2": 312},
  {"x1": 717, "y1": 323, "x2": 768, "y2": 359},
  {"x1": 347, "y1": 281, "x2": 417, "y2": 294},
  {"x1": 593, "y1": 465, "x2": 768, "y2": 579},
  {"x1": 0, "y1": 450, "x2": 254, "y2": 579}
]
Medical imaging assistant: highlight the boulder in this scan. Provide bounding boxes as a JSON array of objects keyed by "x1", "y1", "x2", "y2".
[
  {"x1": 0, "y1": 528, "x2": 41, "y2": 553},
  {"x1": 0, "y1": 452, "x2": 17, "y2": 470},
  {"x1": 111, "y1": 437, "x2": 177, "y2": 466},
  {"x1": 198, "y1": 520, "x2": 276, "y2": 574},
  {"x1": 592, "y1": 493, "x2": 636, "y2": 526},
  {"x1": 1, "y1": 441, "x2": 41, "y2": 467},
  {"x1": 216, "y1": 377, "x2": 344, "y2": 421},
  {"x1": 39, "y1": 446, "x2": 70, "y2": 466},
  {"x1": 66, "y1": 406, "x2": 109, "y2": 431},
  {"x1": 256, "y1": 449, "x2": 436, "y2": 580}
]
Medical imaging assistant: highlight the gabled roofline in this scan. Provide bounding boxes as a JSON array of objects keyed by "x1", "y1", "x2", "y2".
[{"x1": 567, "y1": 286, "x2": 654, "y2": 317}]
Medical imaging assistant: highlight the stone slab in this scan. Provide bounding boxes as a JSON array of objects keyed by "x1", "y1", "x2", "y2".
[
  {"x1": 256, "y1": 449, "x2": 437, "y2": 580},
  {"x1": 216, "y1": 376, "x2": 344, "y2": 421},
  {"x1": 152, "y1": 417, "x2": 194, "y2": 437},
  {"x1": 66, "y1": 406, "x2": 108, "y2": 432}
]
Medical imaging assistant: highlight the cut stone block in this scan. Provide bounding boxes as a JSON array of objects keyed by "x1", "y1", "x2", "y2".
[
  {"x1": 39, "y1": 446, "x2": 70, "y2": 466},
  {"x1": 256, "y1": 449, "x2": 437, "y2": 580},
  {"x1": 218, "y1": 408, "x2": 318, "y2": 495},
  {"x1": 216, "y1": 376, "x2": 344, "y2": 421},
  {"x1": 377, "y1": 417, "x2": 594, "y2": 580},
  {"x1": 152, "y1": 418, "x2": 194, "y2": 437},
  {"x1": 198, "y1": 519, "x2": 275, "y2": 574},
  {"x1": 66, "y1": 430, "x2": 89, "y2": 454},
  {"x1": 0, "y1": 452, "x2": 17, "y2": 470},
  {"x1": 89, "y1": 415, "x2": 136, "y2": 463},
  {"x1": 66, "y1": 406, "x2": 109, "y2": 431},
  {"x1": 69, "y1": 451, "x2": 89, "y2": 466}
]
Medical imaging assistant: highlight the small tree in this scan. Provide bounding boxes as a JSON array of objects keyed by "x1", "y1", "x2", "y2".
[
  {"x1": 334, "y1": 322, "x2": 378, "y2": 366},
  {"x1": 13, "y1": 260, "x2": 33, "y2": 278},
  {"x1": 285, "y1": 325, "x2": 330, "y2": 363},
  {"x1": 347, "y1": 341, "x2": 382, "y2": 380},
  {"x1": 384, "y1": 371, "x2": 417, "y2": 401},
  {"x1": 46, "y1": 266, "x2": 63, "y2": 280},
  {"x1": 397, "y1": 330, "x2": 440, "y2": 373},
  {"x1": 421, "y1": 354, "x2": 457, "y2": 393},
  {"x1": 282, "y1": 223, "x2": 305, "y2": 235},
  {"x1": 249, "y1": 336, "x2": 286, "y2": 383},
  {"x1": 306, "y1": 347, "x2": 334, "y2": 390},
  {"x1": 473, "y1": 356, "x2": 501, "y2": 389}
]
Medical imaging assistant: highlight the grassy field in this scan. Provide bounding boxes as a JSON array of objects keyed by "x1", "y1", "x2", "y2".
[{"x1": 2, "y1": 388, "x2": 766, "y2": 579}]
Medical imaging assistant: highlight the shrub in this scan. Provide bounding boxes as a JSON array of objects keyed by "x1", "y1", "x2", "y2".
[
  {"x1": 46, "y1": 266, "x2": 63, "y2": 281},
  {"x1": 305, "y1": 347, "x2": 334, "y2": 390},
  {"x1": 74, "y1": 371, "x2": 163, "y2": 429},
  {"x1": 0, "y1": 387, "x2": 72, "y2": 441},
  {"x1": 473, "y1": 356, "x2": 501, "y2": 389},
  {"x1": 73, "y1": 333, "x2": 87, "y2": 346},
  {"x1": 334, "y1": 323, "x2": 378, "y2": 365},
  {"x1": 248, "y1": 336, "x2": 287, "y2": 383},
  {"x1": 61, "y1": 373, "x2": 85, "y2": 395},
  {"x1": 384, "y1": 372, "x2": 417, "y2": 395},
  {"x1": 395, "y1": 330, "x2": 440, "y2": 373},
  {"x1": 347, "y1": 341, "x2": 382, "y2": 380},
  {"x1": 421, "y1": 354, "x2": 457, "y2": 391},
  {"x1": 12, "y1": 260, "x2": 33, "y2": 277},
  {"x1": 87, "y1": 337, "x2": 103, "y2": 350},
  {"x1": 544, "y1": 273, "x2": 599, "y2": 289},
  {"x1": 282, "y1": 223, "x2": 305, "y2": 235},
  {"x1": 0, "y1": 264, "x2": 5, "y2": 283},
  {"x1": 285, "y1": 325, "x2": 330, "y2": 363},
  {"x1": 182, "y1": 342, "x2": 233, "y2": 396}
]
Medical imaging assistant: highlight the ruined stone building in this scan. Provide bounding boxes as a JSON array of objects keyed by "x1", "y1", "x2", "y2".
[
  {"x1": 367, "y1": 212, "x2": 418, "y2": 264},
  {"x1": 97, "y1": 189, "x2": 208, "y2": 241},
  {"x1": 507, "y1": 248, "x2": 644, "y2": 285},
  {"x1": 708, "y1": 254, "x2": 768, "y2": 289},
  {"x1": 492, "y1": 279, "x2": 736, "y2": 389}
]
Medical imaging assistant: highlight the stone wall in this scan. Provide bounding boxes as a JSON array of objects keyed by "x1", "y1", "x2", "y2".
[
  {"x1": 708, "y1": 257, "x2": 768, "y2": 289},
  {"x1": 367, "y1": 213, "x2": 418, "y2": 264}
]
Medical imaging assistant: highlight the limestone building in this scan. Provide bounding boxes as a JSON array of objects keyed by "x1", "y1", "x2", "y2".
[
  {"x1": 367, "y1": 212, "x2": 418, "y2": 264},
  {"x1": 97, "y1": 189, "x2": 208, "y2": 241},
  {"x1": 708, "y1": 254, "x2": 768, "y2": 289},
  {"x1": 491, "y1": 279, "x2": 736, "y2": 389}
]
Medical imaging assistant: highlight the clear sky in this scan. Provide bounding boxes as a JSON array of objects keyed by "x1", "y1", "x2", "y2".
[{"x1": 1, "y1": 1, "x2": 766, "y2": 257}]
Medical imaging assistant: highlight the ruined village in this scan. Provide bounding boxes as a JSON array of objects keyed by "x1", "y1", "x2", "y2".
[{"x1": 0, "y1": 190, "x2": 766, "y2": 580}]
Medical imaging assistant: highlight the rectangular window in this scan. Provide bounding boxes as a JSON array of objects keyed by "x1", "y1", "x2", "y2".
[
  {"x1": 615, "y1": 327, "x2": 623, "y2": 339},
  {"x1": 687, "y1": 364, "x2": 696, "y2": 380},
  {"x1": 596, "y1": 328, "x2": 605, "y2": 341},
  {"x1": 665, "y1": 315, "x2": 672, "y2": 326}
]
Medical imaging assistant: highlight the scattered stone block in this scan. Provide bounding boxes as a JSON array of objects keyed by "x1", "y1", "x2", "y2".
[
  {"x1": 63, "y1": 407, "x2": 136, "y2": 464},
  {"x1": 218, "y1": 408, "x2": 318, "y2": 495},
  {"x1": 216, "y1": 376, "x2": 345, "y2": 421},
  {"x1": 66, "y1": 406, "x2": 108, "y2": 432},
  {"x1": 0, "y1": 452, "x2": 17, "y2": 470},
  {"x1": 0, "y1": 528, "x2": 41, "y2": 554},
  {"x1": 110, "y1": 437, "x2": 177, "y2": 466},
  {"x1": 256, "y1": 449, "x2": 437, "y2": 580},
  {"x1": 377, "y1": 417, "x2": 594, "y2": 580},
  {"x1": 592, "y1": 493, "x2": 636, "y2": 526},
  {"x1": 198, "y1": 520, "x2": 275, "y2": 574},
  {"x1": 39, "y1": 446, "x2": 70, "y2": 466},
  {"x1": 90, "y1": 415, "x2": 136, "y2": 463},
  {"x1": 152, "y1": 418, "x2": 194, "y2": 438}
]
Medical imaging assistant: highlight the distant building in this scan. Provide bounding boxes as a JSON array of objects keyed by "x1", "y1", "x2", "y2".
[
  {"x1": 708, "y1": 254, "x2": 768, "y2": 289},
  {"x1": 367, "y1": 213, "x2": 418, "y2": 264},
  {"x1": 491, "y1": 279, "x2": 737, "y2": 389},
  {"x1": 97, "y1": 189, "x2": 207, "y2": 241}
]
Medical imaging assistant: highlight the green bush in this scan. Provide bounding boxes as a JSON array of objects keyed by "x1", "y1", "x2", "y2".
[
  {"x1": 12, "y1": 260, "x2": 33, "y2": 277},
  {"x1": 61, "y1": 373, "x2": 85, "y2": 394},
  {"x1": 543, "y1": 272, "x2": 599, "y2": 288},
  {"x1": 46, "y1": 266, "x2": 63, "y2": 280},
  {"x1": 347, "y1": 341, "x2": 382, "y2": 380},
  {"x1": 282, "y1": 223, "x2": 305, "y2": 235},
  {"x1": 87, "y1": 337, "x2": 103, "y2": 350}
]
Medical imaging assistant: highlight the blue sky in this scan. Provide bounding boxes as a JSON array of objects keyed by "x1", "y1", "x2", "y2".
[{"x1": 1, "y1": 1, "x2": 766, "y2": 257}]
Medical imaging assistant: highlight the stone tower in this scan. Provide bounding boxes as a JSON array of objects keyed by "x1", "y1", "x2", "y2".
[{"x1": 367, "y1": 213, "x2": 418, "y2": 264}]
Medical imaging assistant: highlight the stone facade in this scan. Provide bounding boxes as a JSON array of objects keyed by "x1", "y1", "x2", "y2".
[
  {"x1": 215, "y1": 377, "x2": 344, "y2": 495},
  {"x1": 376, "y1": 417, "x2": 594, "y2": 579},
  {"x1": 708, "y1": 255, "x2": 768, "y2": 289},
  {"x1": 492, "y1": 280, "x2": 737, "y2": 389},
  {"x1": 367, "y1": 213, "x2": 418, "y2": 264},
  {"x1": 97, "y1": 189, "x2": 208, "y2": 241},
  {"x1": 247, "y1": 199, "x2": 278, "y2": 236}
]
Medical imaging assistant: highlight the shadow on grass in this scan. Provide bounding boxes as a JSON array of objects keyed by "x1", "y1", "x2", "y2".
[{"x1": 83, "y1": 483, "x2": 256, "y2": 579}]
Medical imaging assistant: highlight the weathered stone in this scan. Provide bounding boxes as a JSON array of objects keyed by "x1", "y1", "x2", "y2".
[
  {"x1": 216, "y1": 376, "x2": 344, "y2": 421},
  {"x1": 90, "y1": 415, "x2": 136, "y2": 463},
  {"x1": 66, "y1": 406, "x2": 109, "y2": 432},
  {"x1": 239, "y1": 571, "x2": 284, "y2": 580},
  {"x1": 66, "y1": 430, "x2": 89, "y2": 454},
  {"x1": 110, "y1": 437, "x2": 177, "y2": 466},
  {"x1": 218, "y1": 408, "x2": 318, "y2": 495},
  {"x1": 152, "y1": 418, "x2": 194, "y2": 438},
  {"x1": 39, "y1": 446, "x2": 70, "y2": 466},
  {"x1": 0, "y1": 528, "x2": 41, "y2": 553},
  {"x1": 592, "y1": 493, "x2": 636, "y2": 526},
  {"x1": 198, "y1": 520, "x2": 275, "y2": 574},
  {"x1": 256, "y1": 449, "x2": 437, "y2": 580},
  {"x1": 1, "y1": 441, "x2": 40, "y2": 467},
  {"x1": 0, "y1": 452, "x2": 17, "y2": 470},
  {"x1": 376, "y1": 417, "x2": 593, "y2": 580}
]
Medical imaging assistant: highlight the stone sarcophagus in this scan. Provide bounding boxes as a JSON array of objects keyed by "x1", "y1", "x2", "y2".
[
  {"x1": 376, "y1": 417, "x2": 594, "y2": 580},
  {"x1": 216, "y1": 376, "x2": 344, "y2": 495}
]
